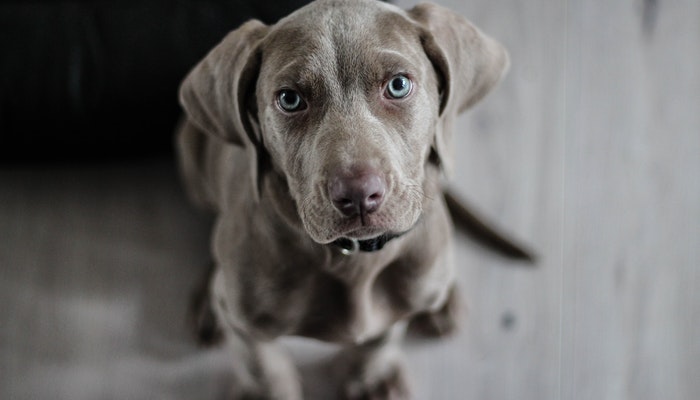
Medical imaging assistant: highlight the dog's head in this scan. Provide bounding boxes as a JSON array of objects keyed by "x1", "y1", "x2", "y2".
[{"x1": 179, "y1": 0, "x2": 508, "y2": 244}]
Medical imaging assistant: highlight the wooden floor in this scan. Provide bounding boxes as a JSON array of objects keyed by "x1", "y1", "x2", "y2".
[{"x1": 1, "y1": 1, "x2": 698, "y2": 399}]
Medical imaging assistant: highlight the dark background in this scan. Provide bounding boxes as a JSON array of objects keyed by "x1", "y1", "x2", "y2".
[{"x1": 0, "y1": 0, "x2": 312, "y2": 163}]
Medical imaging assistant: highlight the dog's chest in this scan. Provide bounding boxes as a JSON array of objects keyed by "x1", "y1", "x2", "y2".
[{"x1": 236, "y1": 247, "x2": 450, "y2": 343}]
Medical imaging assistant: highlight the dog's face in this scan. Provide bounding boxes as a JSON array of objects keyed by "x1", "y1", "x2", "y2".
[
  {"x1": 256, "y1": 3, "x2": 440, "y2": 243},
  {"x1": 179, "y1": 0, "x2": 509, "y2": 244}
]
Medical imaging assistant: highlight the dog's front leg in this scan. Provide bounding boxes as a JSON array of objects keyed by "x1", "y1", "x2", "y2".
[
  {"x1": 334, "y1": 322, "x2": 410, "y2": 400},
  {"x1": 207, "y1": 269, "x2": 302, "y2": 400},
  {"x1": 213, "y1": 331, "x2": 300, "y2": 400}
]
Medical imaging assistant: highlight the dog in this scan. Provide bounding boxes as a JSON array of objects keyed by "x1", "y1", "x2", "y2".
[{"x1": 175, "y1": 0, "x2": 521, "y2": 398}]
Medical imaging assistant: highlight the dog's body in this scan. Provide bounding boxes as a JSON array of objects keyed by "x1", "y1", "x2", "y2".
[{"x1": 176, "y1": 1, "x2": 511, "y2": 398}]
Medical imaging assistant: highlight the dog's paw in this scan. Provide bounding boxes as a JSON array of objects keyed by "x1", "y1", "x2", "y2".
[
  {"x1": 341, "y1": 361, "x2": 410, "y2": 400},
  {"x1": 408, "y1": 285, "x2": 462, "y2": 338},
  {"x1": 335, "y1": 346, "x2": 411, "y2": 400},
  {"x1": 408, "y1": 307, "x2": 458, "y2": 338},
  {"x1": 225, "y1": 341, "x2": 302, "y2": 400},
  {"x1": 226, "y1": 377, "x2": 295, "y2": 400}
]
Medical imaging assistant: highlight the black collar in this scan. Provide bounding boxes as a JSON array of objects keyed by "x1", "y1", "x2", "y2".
[{"x1": 332, "y1": 232, "x2": 403, "y2": 255}]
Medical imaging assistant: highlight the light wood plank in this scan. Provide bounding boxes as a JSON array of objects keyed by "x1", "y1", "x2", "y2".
[{"x1": 563, "y1": 1, "x2": 700, "y2": 399}]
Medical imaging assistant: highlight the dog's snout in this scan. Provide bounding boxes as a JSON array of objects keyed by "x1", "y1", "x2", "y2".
[{"x1": 329, "y1": 170, "x2": 386, "y2": 219}]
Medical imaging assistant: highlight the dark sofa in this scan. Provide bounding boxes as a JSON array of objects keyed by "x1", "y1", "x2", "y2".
[{"x1": 1, "y1": 0, "x2": 312, "y2": 163}]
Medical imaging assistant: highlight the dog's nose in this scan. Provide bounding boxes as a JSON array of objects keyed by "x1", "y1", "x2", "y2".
[{"x1": 328, "y1": 170, "x2": 386, "y2": 218}]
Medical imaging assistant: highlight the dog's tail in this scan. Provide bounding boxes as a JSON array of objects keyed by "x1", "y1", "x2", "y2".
[{"x1": 444, "y1": 189, "x2": 536, "y2": 263}]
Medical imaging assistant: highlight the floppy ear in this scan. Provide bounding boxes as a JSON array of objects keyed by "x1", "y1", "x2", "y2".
[
  {"x1": 178, "y1": 20, "x2": 268, "y2": 199},
  {"x1": 409, "y1": 3, "x2": 510, "y2": 175}
]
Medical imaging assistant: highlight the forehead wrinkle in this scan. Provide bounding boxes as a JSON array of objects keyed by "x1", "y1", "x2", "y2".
[
  {"x1": 331, "y1": 28, "x2": 373, "y2": 89},
  {"x1": 274, "y1": 59, "x2": 322, "y2": 87},
  {"x1": 328, "y1": 14, "x2": 424, "y2": 91},
  {"x1": 263, "y1": 24, "x2": 340, "y2": 91},
  {"x1": 373, "y1": 50, "x2": 419, "y2": 73},
  {"x1": 375, "y1": 49, "x2": 412, "y2": 62}
]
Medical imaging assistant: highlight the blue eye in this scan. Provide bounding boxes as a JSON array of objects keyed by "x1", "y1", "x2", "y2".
[
  {"x1": 277, "y1": 89, "x2": 306, "y2": 112},
  {"x1": 385, "y1": 74, "x2": 412, "y2": 99}
]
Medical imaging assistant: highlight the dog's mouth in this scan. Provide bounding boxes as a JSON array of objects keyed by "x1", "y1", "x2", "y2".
[
  {"x1": 331, "y1": 231, "x2": 404, "y2": 255},
  {"x1": 298, "y1": 177, "x2": 424, "y2": 246},
  {"x1": 330, "y1": 213, "x2": 422, "y2": 254},
  {"x1": 302, "y1": 209, "x2": 418, "y2": 245},
  {"x1": 337, "y1": 220, "x2": 389, "y2": 240}
]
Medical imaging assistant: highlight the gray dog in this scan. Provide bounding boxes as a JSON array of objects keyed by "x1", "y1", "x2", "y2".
[{"x1": 176, "y1": 0, "x2": 515, "y2": 398}]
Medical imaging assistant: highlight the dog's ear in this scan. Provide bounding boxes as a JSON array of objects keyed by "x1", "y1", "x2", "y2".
[
  {"x1": 409, "y1": 3, "x2": 509, "y2": 174},
  {"x1": 179, "y1": 20, "x2": 268, "y2": 199}
]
